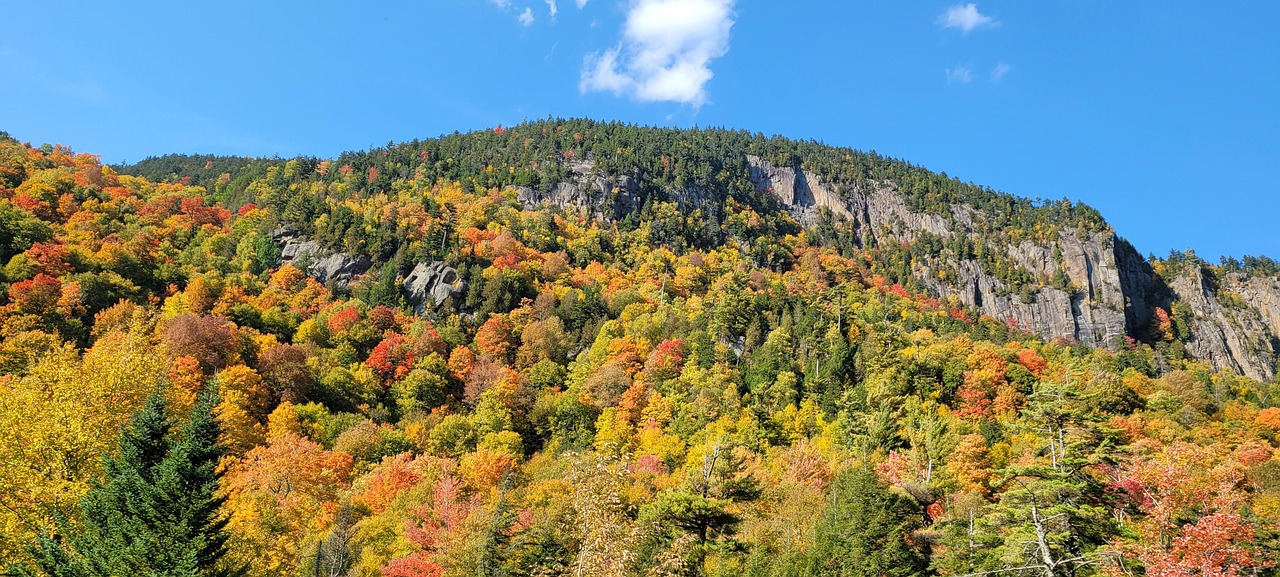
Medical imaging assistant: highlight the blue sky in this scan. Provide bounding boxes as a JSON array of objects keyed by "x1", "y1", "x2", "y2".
[{"x1": 2, "y1": 1, "x2": 1278, "y2": 261}]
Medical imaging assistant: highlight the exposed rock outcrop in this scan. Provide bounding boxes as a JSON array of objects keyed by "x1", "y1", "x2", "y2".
[
  {"x1": 514, "y1": 159, "x2": 641, "y2": 221},
  {"x1": 403, "y1": 261, "x2": 467, "y2": 315},
  {"x1": 746, "y1": 155, "x2": 1131, "y2": 348},
  {"x1": 746, "y1": 155, "x2": 854, "y2": 225},
  {"x1": 273, "y1": 228, "x2": 372, "y2": 286},
  {"x1": 1166, "y1": 269, "x2": 1280, "y2": 381},
  {"x1": 746, "y1": 153, "x2": 1280, "y2": 379}
]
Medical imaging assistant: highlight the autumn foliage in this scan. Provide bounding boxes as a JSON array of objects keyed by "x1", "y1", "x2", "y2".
[{"x1": 3, "y1": 125, "x2": 1280, "y2": 577}]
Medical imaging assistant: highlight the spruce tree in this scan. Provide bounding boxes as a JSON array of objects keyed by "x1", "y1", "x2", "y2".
[
  {"x1": 20, "y1": 391, "x2": 239, "y2": 577},
  {"x1": 804, "y1": 468, "x2": 927, "y2": 577}
]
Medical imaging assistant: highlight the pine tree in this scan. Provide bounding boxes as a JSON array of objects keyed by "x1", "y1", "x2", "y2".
[
  {"x1": 149, "y1": 391, "x2": 237, "y2": 576},
  {"x1": 20, "y1": 391, "x2": 239, "y2": 577},
  {"x1": 935, "y1": 377, "x2": 1119, "y2": 577}
]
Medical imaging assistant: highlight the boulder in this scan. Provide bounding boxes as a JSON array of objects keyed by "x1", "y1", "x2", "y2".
[
  {"x1": 308, "y1": 253, "x2": 372, "y2": 286},
  {"x1": 403, "y1": 261, "x2": 467, "y2": 315}
]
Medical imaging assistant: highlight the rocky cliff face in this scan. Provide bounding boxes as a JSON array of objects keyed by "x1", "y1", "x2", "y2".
[
  {"x1": 273, "y1": 229, "x2": 468, "y2": 317},
  {"x1": 1165, "y1": 269, "x2": 1280, "y2": 381},
  {"x1": 751, "y1": 155, "x2": 1280, "y2": 380},
  {"x1": 275, "y1": 228, "x2": 372, "y2": 286},
  {"x1": 403, "y1": 261, "x2": 467, "y2": 316},
  {"x1": 744, "y1": 155, "x2": 1133, "y2": 349},
  {"x1": 498, "y1": 153, "x2": 1280, "y2": 380},
  {"x1": 514, "y1": 160, "x2": 642, "y2": 221}
]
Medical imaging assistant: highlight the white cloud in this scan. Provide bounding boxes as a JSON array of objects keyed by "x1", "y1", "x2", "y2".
[
  {"x1": 579, "y1": 0, "x2": 736, "y2": 106},
  {"x1": 946, "y1": 65, "x2": 973, "y2": 84},
  {"x1": 491, "y1": 0, "x2": 512, "y2": 8},
  {"x1": 575, "y1": 0, "x2": 587, "y2": 7},
  {"x1": 580, "y1": 47, "x2": 632, "y2": 94},
  {"x1": 990, "y1": 61, "x2": 1010, "y2": 82},
  {"x1": 546, "y1": 0, "x2": 558, "y2": 17},
  {"x1": 938, "y1": 3, "x2": 995, "y2": 34},
  {"x1": 519, "y1": 7, "x2": 534, "y2": 25}
]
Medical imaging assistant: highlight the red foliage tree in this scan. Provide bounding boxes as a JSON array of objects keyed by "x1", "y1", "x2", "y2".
[
  {"x1": 643, "y1": 339, "x2": 685, "y2": 381},
  {"x1": 474, "y1": 316, "x2": 515, "y2": 360},
  {"x1": 354, "y1": 453, "x2": 428, "y2": 514},
  {"x1": 382, "y1": 475, "x2": 476, "y2": 577},
  {"x1": 9, "y1": 273, "x2": 61, "y2": 314},
  {"x1": 161, "y1": 314, "x2": 234, "y2": 372},
  {"x1": 178, "y1": 197, "x2": 229, "y2": 227},
  {"x1": 328, "y1": 306, "x2": 362, "y2": 336},
  {"x1": 25, "y1": 242, "x2": 71, "y2": 276},
  {"x1": 367, "y1": 333, "x2": 416, "y2": 384},
  {"x1": 1140, "y1": 512, "x2": 1260, "y2": 577},
  {"x1": 1116, "y1": 442, "x2": 1266, "y2": 577}
]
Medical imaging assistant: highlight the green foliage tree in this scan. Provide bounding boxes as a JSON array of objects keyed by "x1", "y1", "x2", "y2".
[
  {"x1": 936, "y1": 377, "x2": 1119, "y2": 577},
  {"x1": 639, "y1": 442, "x2": 761, "y2": 574},
  {"x1": 17, "y1": 392, "x2": 239, "y2": 577},
  {"x1": 803, "y1": 467, "x2": 927, "y2": 577}
]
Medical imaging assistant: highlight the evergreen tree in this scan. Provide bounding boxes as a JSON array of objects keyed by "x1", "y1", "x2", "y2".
[
  {"x1": 638, "y1": 441, "x2": 761, "y2": 575},
  {"x1": 19, "y1": 392, "x2": 239, "y2": 577},
  {"x1": 803, "y1": 468, "x2": 927, "y2": 577},
  {"x1": 935, "y1": 377, "x2": 1119, "y2": 577}
]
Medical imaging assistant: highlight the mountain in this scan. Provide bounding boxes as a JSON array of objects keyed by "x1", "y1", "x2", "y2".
[
  {"x1": 123, "y1": 119, "x2": 1280, "y2": 381},
  {"x1": 8, "y1": 121, "x2": 1280, "y2": 576}
]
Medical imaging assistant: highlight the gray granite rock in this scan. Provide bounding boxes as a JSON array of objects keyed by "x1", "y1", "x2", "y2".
[
  {"x1": 403, "y1": 261, "x2": 467, "y2": 315},
  {"x1": 1166, "y1": 268, "x2": 1280, "y2": 381},
  {"x1": 746, "y1": 154, "x2": 1131, "y2": 348},
  {"x1": 275, "y1": 232, "x2": 370, "y2": 287}
]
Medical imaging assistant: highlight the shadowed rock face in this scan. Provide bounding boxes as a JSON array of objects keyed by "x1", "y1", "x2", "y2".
[
  {"x1": 514, "y1": 160, "x2": 641, "y2": 222},
  {"x1": 403, "y1": 262, "x2": 466, "y2": 315},
  {"x1": 1164, "y1": 269, "x2": 1280, "y2": 381}
]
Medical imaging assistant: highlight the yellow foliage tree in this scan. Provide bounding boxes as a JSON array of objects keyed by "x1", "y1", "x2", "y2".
[{"x1": 0, "y1": 324, "x2": 166, "y2": 560}]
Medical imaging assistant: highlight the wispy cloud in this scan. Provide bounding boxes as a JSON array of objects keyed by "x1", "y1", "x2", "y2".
[
  {"x1": 946, "y1": 65, "x2": 973, "y2": 84},
  {"x1": 487, "y1": 0, "x2": 538, "y2": 26},
  {"x1": 575, "y1": 0, "x2": 587, "y2": 7},
  {"x1": 581, "y1": 48, "x2": 632, "y2": 93},
  {"x1": 990, "y1": 61, "x2": 1010, "y2": 82},
  {"x1": 546, "y1": 0, "x2": 558, "y2": 17},
  {"x1": 938, "y1": 3, "x2": 995, "y2": 34},
  {"x1": 579, "y1": 0, "x2": 736, "y2": 107}
]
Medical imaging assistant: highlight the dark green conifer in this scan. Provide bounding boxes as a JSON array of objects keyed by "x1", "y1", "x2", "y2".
[
  {"x1": 20, "y1": 391, "x2": 239, "y2": 577},
  {"x1": 804, "y1": 468, "x2": 927, "y2": 577}
]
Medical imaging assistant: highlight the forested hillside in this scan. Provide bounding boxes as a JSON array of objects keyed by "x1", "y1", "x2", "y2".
[{"x1": 2, "y1": 122, "x2": 1280, "y2": 577}]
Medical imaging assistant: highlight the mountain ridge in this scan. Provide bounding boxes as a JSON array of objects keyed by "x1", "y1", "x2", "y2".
[
  {"x1": 115, "y1": 119, "x2": 1280, "y2": 380},
  {"x1": 8, "y1": 120, "x2": 1280, "y2": 576}
]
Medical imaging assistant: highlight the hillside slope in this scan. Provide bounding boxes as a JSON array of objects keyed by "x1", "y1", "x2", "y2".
[
  {"x1": 124, "y1": 119, "x2": 1280, "y2": 380},
  {"x1": 6, "y1": 125, "x2": 1280, "y2": 577}
]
